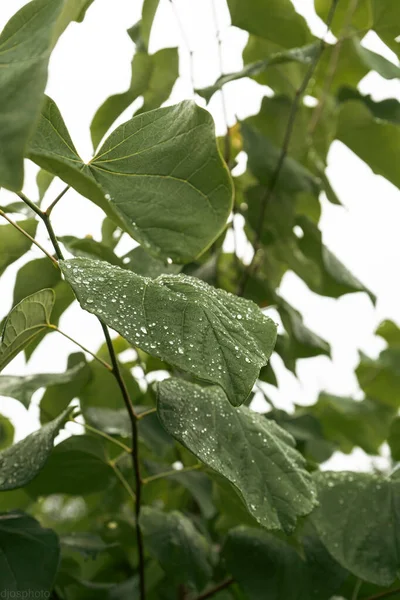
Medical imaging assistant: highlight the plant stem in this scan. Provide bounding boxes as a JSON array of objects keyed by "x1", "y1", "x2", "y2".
[
  {"x1": 364, "y1": 589, "x2": 400, "y2": 600},
  {"x1": 19, "y1": 189, "x2": 147, "y2": 600},
  {"x1": 237, "y1": 0, "x2": 340, "y2": 297},
  {"x1": 101, "y1": 325, "x2": 146, "y2": 600},
  {"x1": 50, "y1": 325, "x2": 112, "y2": 370},
  {"x1": 69, "y1": 419, "x2": 132, "y2": 454},
  {"x1": 194, "y1": 578, "x2": 234, "y2": 600},
  {"x1": 142, "y1": 463, "x2": 202, "y2": 485},
  {"x1": 17, "y1": 192, "x2": 66, "y2": 259},
  {"x1": 45, "y1": 185, "x2": 70, "y2": 215},
  {"x1": 0, "y1": 209, "x2": 58, "y2": 267}
]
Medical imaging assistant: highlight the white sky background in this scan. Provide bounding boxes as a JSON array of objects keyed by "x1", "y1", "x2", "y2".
[{"x1": 0, "y1": 0, "x2": 400, "y2": 470}]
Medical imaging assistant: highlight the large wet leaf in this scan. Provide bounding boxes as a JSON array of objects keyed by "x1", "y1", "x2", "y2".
[
  {"x1": 61, "y1": 258, "x2": 277, "y2": 406},
  {"x1": 0, "y1": 289, "x2": 54, "y2": 372},
  {"x1": 0, "y1": 407, "x2": 72, "y2": 491},
  {"x1": 0, "y1": 0, "x2": 95, "y2": 191},
  {"x1": 0, "y1": 219, "x2": 38, "y2": 277},
  {"x1": 30, "y1": 97, "x2": 233, "y2": 263},
  {"x1": 312, "y1": 471, "x2": 400, "y2": 586},
  {"x1": 157, "y1": 379, "x2": 317, "y2": 532},
  {"x1": 140, "y1": 507, "x2": 212, "y2": 593},
  {"x1": 0, "y1": 512, "x2": 60, "y2": 594},
  {"x1": 223, "y1": 525, "x2": 347, "y2": 599}
]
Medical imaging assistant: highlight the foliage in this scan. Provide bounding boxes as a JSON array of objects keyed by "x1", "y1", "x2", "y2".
[{"x1": 0, "y1": 0, "x2": 399, "y2": 599}]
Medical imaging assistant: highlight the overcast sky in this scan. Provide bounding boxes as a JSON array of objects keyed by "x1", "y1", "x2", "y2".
[{"x1": 1, "y1": 0, "x2": 400, "y2": 469}]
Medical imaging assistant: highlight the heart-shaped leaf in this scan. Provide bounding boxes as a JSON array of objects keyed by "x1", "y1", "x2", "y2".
[
  {"x1": 157, "y1": 379, "x2": 317, "y2": 532},
  {"x1": 61, "y1": 258, "x2": 277, "y2": 406},
  {"x1": 0, "y1": 219, "x2": 38, "y2": 277},
  {"x1": 0, "y1": 289, "x2": 54, "y2": 372},
  {"x1": 29, "y1": 97, "x2": 233, "y2": 263}
]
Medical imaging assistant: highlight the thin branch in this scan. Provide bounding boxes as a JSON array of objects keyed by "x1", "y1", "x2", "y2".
[
  {"x1": 68, "y1": 419, "x2": 132, "y2": 454},
  {"x1": 363, "y1": 588, "x2": 400, "y2": 600},
  {"x1": 109, "y1": 462, "x2": 137, "y2": 503},
  {"x1": 0, "y1": 209, "x2": 58, "y2": 267},
  {"x1": 101, "y1": 325, "x2": 146, "y2": 600},
  {"x1": 18, "y1": 192, "x2": 66, "y2": 259},
  {"x1": 168, "y1": 0, "x2": 196, "y2": 97},
  {"x1": 237, "y1": 0, "x2": 340, "y2": 297},
  {"x1": 142, "y1": 463, "x2": 202, "y2": 485},
  {"x1": 50, "y1": 325, "x2": 112, "y2": 370},
  {"x1": 194, "y1": 578, "x2": 234, "y2": 600},
  {"x1": 308, "y1": 0, "x2": 360, "y2": 135},
  {"x1": 210, "y1": 0, "x2": 231, "y2": 165},
  {"x1": 45, "y1": 185, "x2": 70, "y2": 216},
  {"x1": 137, "y1": 407, "x2": 157, "y2": 420},
  {"x1": 352, "y1": 579, "x2": 363, "y2": 600}
]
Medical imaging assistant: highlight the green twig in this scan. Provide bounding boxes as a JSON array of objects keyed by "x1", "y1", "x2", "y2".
[
  {"x1": 50, "y1": 325, "x2": 112, "y2": 370},
  {"x1": 45, "y1": 185, "x2": 70, "y2": 216},
  {"x1": 137, "y1": 407, "x2": 157, "y2": 420},
  {"x1": 142, "y1": 463, "x2": 202, "y2": 485},
  {"x1": 68, "y1": 418, "x2": 132, "y2": 454},
  {"x1": 0, "y1": 209, "x2": 58, "y2": 267}
]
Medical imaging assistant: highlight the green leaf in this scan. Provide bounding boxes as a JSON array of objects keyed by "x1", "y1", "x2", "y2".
[
  {"x1": 197, "y1": 43, "x2": 319, "y2": 102},
  {"x1": 0, "y1": 407, "x2": 72, "y2": 491},
  {"x1": 294, "y1": 216, "x2": 376, "y2": 303},
  {"x1": 226, "y1": 0, "x2": 312, "y2": 48},
  {"x1": 123, "y1": 246, "x2": 181, "y2": 278},
  {"x1": 60, "y1": 533, "x2": 117, "y2": 558},
  {"x1": 311, "y1": 471, "x2": 400, "y2": 586},
  {"x1": 91, "y1": 45, "x2": 178, "y2": 150},
  {"x1": 157, "y1": 379, "x2": 317, "y2": 533},
  {"x1": 13, "y1": 257, "x2": 74, "y2": 360},
  {"x1": 60, "y1": 235, "x2": 124, "y2": 267},
  {"x1": 353, "y1": 39, "x2": 400, "y2": 79},
  {"x1": 308, "y1": 393, "x2": 394, "y2": 454},
  {"x1": 140, "y1": 507, "x2": 212, "y2": 593},
  {"x1": 0, "y1": 355, "x2": 87, "y2": 410},
  {"x1": 26, "y1": 435, "x2": 115, "y2": 496},
  {"x1": 242, "y1": 124, "x2": 320, "y2": 197},
  {"x1": 61, "y1": 258, "x2": 277, "y2": 406},
  {"x1": 376, "y1": 319, "x2": 400, "y2": 347},
  {"x1": 0, "y1": 0, "x2": 95, "y2": 191},
  {"x1": 337, "y1": 101, "x2": 400, "y2": 191},
  {"x1": 141, "y1": 0, "x2": 160, "y2": 50},
  {"x1": 0, "y1": 219, "x2": 38, "y2": 277},
  {"x1": 40, "y1": 353, "x2": 89, "y2": 424},
  {"x1": 31, "y1": 98, "x2": 233, "y2": 263},
  {"x1": 277, "y1": 297, "x2": 330, "y2": 359},
  {"x1": 223, "y1": 525, "x2": 347, "y2": 600},
  {"x1": 356, "y1": 349, "x2": 400, "y2": 408},
  {"x1": 338, "y1": 87, "x2": 400, "y2": 125},
  {"x1": 0, "y1": 289, "x2": 54, "y2": 373},
  {"x1": 371, "y1": 0, "x2": 400, "y2": 54},
  {"x1": 0, "y1": 415, "x2": 14, "y2": 451},
  {"x1": 0, "y1": 202, "x2": 34, "y2": 217},
  {"x1": 78, "y1": 360, "x2": 141, "y2": 413},
  {"x1": 315, "y1": 0, "x2": 373, "y2": 37},
  {"x1": 36, "y1": 169, "x2": 55, "y2": 202},
  {"x1": 0, "y1": 512, "x2": 60, "y2": 594}
]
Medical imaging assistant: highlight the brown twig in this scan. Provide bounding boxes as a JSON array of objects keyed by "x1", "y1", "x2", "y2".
[{"x1": 363, "y1": 588, "x2": 400, "y2": 600}]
